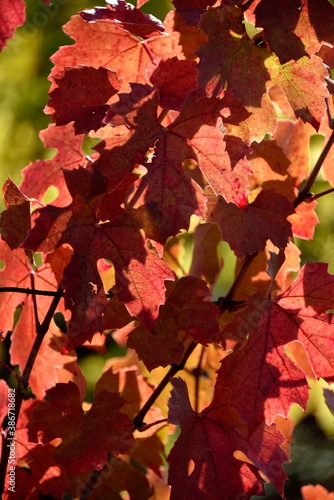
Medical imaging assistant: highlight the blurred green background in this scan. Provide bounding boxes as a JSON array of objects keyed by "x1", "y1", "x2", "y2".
[{"x1": 1, "y1": 1, "x2": 334, "y2": 498}]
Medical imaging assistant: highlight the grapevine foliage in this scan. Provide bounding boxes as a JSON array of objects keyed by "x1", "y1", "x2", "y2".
[{"x1": 1, "y1": 0, "x2": 334, "y2": 498}]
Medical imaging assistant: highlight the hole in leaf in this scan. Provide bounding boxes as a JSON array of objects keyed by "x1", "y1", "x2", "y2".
[
  {"x1": 182, "y1": 159, "x2": 207, "y2": 189},
  {"x1": 82, "y1": 135, "x2": 101, "y2": 155},
  {"x1": 54, "y1": 312, "x2": 68, "y2": 334},
  {"x1": 285, "y1": 341, "x2": 315, "y2": 379},
  {"x1": 187, "y1": 459, "x2": 195, "y2": 476},
  {"x1": 41, "y1": 185, "x2": 59, "y2": 205}
]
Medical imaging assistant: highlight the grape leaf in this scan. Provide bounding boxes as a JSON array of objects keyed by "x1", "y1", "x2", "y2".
[
  {"x1": 147, "y1": 57, "x2": 198, "y2": 111},
  {"x1": 207, "y1": 189, "x2": 294, "y2": 259},
  {"x1": 95, "y1": 366, "x2": 165, "y2": 475},
  {"x1": 22, "y1": 166, "x2": 174, "y2": 347},
  {"x1": 248, "y1": 140, "x2": 295, "y2": 201},
  {"x1": 46, "y1": 66, "x2": 121, "y2": 134},
  {"x1": 301, "y1": 484, "x2": 334, "y2": 500},
  {"x1": 0, "y1": 242, "x2": 61, "y2": 336},
  {"x1": 197, "y1": 6, "x2": 328, "y2": 135},
  {"x1": 273, "y1": 118, "x2": 315, "y2": 186},
  {"x1": 127, "y1": 276, "x2": 220, "y2": 370},
  {"x1": 50, "y1": 13, "x2": 195, "y2": 93},
  {"x1": 20, "y1": 123, "x2": 95, "y2": 207},
  {"x1": 246, "y1": 138, "x2": 319, "y2": 239},
  {"x1": 15, "y1": 445, "x2": 68, "y2": 499},
  {"x1": 217, "y1": 263, "x2": 334, "y2": 430},
  {"x1": 0, "y1": 0, "x2": 25, "y2": 51},
  {"x1": 289, "y1": 198, "x2": 319, "y2": 240},
  {"x1": 163, "y1": 10, "x2": 208, "y2": 61},
  {"x1": 81, "y1": 0, "x2": 165, "y2": 39},
  {"x1": 0, "y1": 179, "x2": 31, "y2": 249},
  {"x1": 27, "y1": 381, "x2": 135, "y2": 475},
  {"x1": 167, "y1": 378, "x2": 287, "y2": 499},
  {"x1": 2, "y1": 398, "x2": 68, "y2": 499},
  {"x1": 172, "y1": 0, "x2": 217, "y2": 25},
  {"x1": 102, "y1": 85, "x2": 249, "y2": 241},
  {"x1": 244, "y1": 0, "x2": 334, "y2": 63},
  {"x1": 189, "y1": 222, "x2": 223, "y2": 285},
  {"x1": 233, "y1": 240, "x2": 301, "y2": 302},
  {"x1": 74, "y1": 456, "x2": 152, "y2": 500},
  {"x1": 0, "y1": 241, "x2": 76, "y2": 398},
  {"x1": 11, "y1": 314, "x2": 76, "y2": 400}
]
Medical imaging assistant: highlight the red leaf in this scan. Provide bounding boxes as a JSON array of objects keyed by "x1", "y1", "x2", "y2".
[
  {"x1": 46, "y1": 66, "x2": 121, "y2": 134},
  {"x1": 0, "y1": 241, "x2": 76, "y2": 398},
  {"x1": 197, "y1": 6, "x2": 328, "y2": 134},
  {"x1": 20, "y1": 123, "x2": 96, "y2": 207},
  {"x1": 189, "y1": 222, "x2": 223, "y2": 285},
  {"x1": 167, "y1": 378, "x2": 287, "y2": 499},
  {"x1": 0, "y1": 0, "x2": 25, "y2": 51},
  {"x1": 147, "y1": 57, "x2": 198, "y2": 111},
  {"x1": 50, "y1": 13, "x2": 195, "y2": 93},
  {"x1": 248, "y1": 140, "x2": 295, "y2": 201},
  {"x1": 207, "y1": 189, "x2": 294, "y2": 259},
  {"x1": 273, "y1": 118, "x2": 315, "y2": 187},
  {"x1": 81, "y1": 0, "x2": 165, "y2": 39},
  {"x1": 172, "y1": 0, "x2": 217, "y2": 26},
  {"x1": 102, "y1": 85, "x2": 249, "y2": 241},
  {"x1": 27, "y1": 381, "x2": 135, "y2": 475},
  {"x1": 22, "y1": 166, "x2": 174, "y2": 346},
  {"x1": 217, "y1": 263, "x2": 334, "y2": 429},
  {"x1": 127, "y1": 276, "x2": 220, "y2": 370},
  {"x1": 301, "y1": 484, "x2": 334, "y2": 500},
  {"x1": 0, "y1": 179, "x2": 31, "y2": 249},
  {"x1": 244, "y1": 0, "x2": 334, "y2": 63}
]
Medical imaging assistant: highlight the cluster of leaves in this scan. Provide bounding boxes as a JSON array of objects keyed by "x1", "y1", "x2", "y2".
[{"x1": 1, "y1": 0, "x2": 334, "y2": 498}]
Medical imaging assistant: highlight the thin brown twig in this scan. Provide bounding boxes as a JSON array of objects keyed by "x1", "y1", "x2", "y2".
[
  {"x1": 79, "y1": 453, "x2": 113, "y2": 500},
  {"x1": 293, "y1": 130, "x2": 334, "y2": 208},
  {"x1": 193, "y1": 346, "x2": 205, "y2": 413},
  {"x1": 218, "y1": 253, "x2": 257, "y2": 313},
  {"x1": 0, "y1": 287, "x2": 113, "y2": 299},
  {"x1": 0, "y1": 287, "x2": 63, "y2": 494},
  {"x1": 306, "y1": 187, "x2": 334, "y2": 202},
  {"x1": 30, "y1": 272, "x2": 40, "y2": 328},
  {"x1": 132, "y1": 341, "x2": 197, "y2": 430}
]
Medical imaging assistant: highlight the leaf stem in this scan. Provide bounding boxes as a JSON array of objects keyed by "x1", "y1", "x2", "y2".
[
  {"x1": 142, "y1": 40, "x2": 155, "y2": 63},
  {"x1": 0, "y1": 287, "x2": 63, "y2": 495},
  {"x1": 79, "y1": 453, "x2": 113, "y2": 500},
  {"x1": 137, "y1": 418, "x2": 168, "y2": 433},
  {"x1": 132, "y1": 341, "x2": 197, "y2": 429},
  {"x1": 306, "y1": 187, "x2": 334, "y2": 202},
  {"x1": 193, "y1": 346, "x2": 205, "y2": 413},
  {"x1": 218, "y1": 253, "x2": 257, "y2": 313},
  {"x1": 293, "y1": 129, "x2": 334, "y2": 208},
  {"x1": 0, "y1": 287, "x2": 113, "y2": 299},
  {"x1": 0, "y1": 287, "x2": 63, "y2": 296},
  {"x1": 157, "y1": 108, "x2": 169, "y2": 124},
  {"x1": 30, "y1": 272, "x2": 40, "y2": 328}
]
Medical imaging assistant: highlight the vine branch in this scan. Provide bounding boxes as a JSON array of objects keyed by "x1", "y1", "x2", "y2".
[{"x1": 0, "y1": 287, "x2": 63, "y2": 494}]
